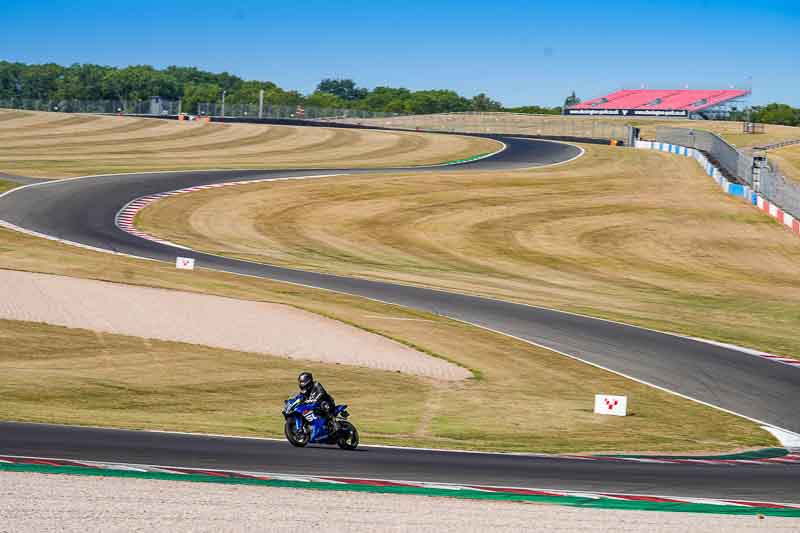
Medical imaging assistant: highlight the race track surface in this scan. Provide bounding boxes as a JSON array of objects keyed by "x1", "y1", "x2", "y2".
[
  {"x1": 0, "y1": 172, "x2": 48, "y2": 185},
  {"x1": 1, "y1": 133, "x2": 798, "y2": 499},
  {"x1": 1, "y1": 422, "x2": 798, "y2": 502}
]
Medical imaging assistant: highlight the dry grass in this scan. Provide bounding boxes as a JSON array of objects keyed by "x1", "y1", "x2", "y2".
[
  {"x1": 0, "y1": 223, "x2": 772, "y2": 452},
  {"x1": 769, "y1": 144, "x2": 800, "y2": 182},
  {"x1": 629, "y1": 119, "x2": 800, "y2": 148},
  {"x1": 0, "y1": 109, "x2": 501, "y2": 178},
  {"x1": 0, "y1": 319, "x2": 431, "y2": 440},
  {"x1": 137, "y1": 144, "x2": 800, "y2": 359}
]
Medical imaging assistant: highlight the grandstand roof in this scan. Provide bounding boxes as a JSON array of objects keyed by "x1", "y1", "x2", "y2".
[{"x1": 570, "y1": 89, "x2": 749, "y2": 112}]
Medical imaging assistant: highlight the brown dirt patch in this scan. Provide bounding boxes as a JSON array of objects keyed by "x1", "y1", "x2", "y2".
[{"x1": 0, "y1": 269, "x2": 467, "y2": 380}]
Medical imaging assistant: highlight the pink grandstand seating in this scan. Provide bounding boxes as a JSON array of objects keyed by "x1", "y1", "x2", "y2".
[{"x1": 572, "y1": 89, "x2": 749, "y2": 111}]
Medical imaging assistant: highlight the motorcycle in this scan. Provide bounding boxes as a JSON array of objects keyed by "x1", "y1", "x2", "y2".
[{"x1": 282, "y1": 393, "x2": 359, "y2": 450}]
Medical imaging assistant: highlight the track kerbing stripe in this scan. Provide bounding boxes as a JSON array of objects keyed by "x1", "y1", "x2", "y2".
[
  {"x1": 2, "y1": 455, "x2": 800, "y2": 517},
  {"x1": 114, "y1": 174, "x2": 344, "y2": 247}
]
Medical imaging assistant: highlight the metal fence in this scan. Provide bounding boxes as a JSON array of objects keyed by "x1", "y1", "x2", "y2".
[
  {"x1": 0, "y1": 98, "x2": 181, "y2": 115},
  {"x1": 196, "y1": 102, "x2": 401, "y2": 120},
  {"x1": 759, "y1": 138, "x2": 800, "y2": 150},
  {"x1": 655, "y1": 126, "x2": 800, "y2": 218},
  {"x1": 0, "y1": 97, "x2": 400, "y2": 121},
  {"x1": 0, "y1": 98, "x2": 630, "y2": 142},
  {"x1": 327, "y1": 112, "x2": 632, "y2": 141},
  {"x1": 760, "y1": 160, "x2": 800, "y2": 219}
]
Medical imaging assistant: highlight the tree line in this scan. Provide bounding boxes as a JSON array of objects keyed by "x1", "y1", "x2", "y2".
[
  {"x1": 0, "y1": 61, "x2": 565, "y2": 115},
  {"x1": 730, "y1": 103, "x2": 800, "y2": 128},
  {"x1": 5, "y1": 62, "x2": 795, "y2": 125}
]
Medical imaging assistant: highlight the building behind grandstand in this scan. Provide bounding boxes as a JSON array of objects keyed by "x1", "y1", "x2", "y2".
[{"x1": 566, "y1": 88, "x2": 750, "y2": 119}]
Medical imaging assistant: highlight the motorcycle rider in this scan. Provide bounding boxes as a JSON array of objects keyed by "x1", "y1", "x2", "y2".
[{"x1": 297, "y1": 372, "x2": 338, "y2": 433}]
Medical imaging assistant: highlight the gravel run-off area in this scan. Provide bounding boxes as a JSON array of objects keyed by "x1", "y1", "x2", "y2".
[
  {"x1": 0, "y1": 268, "x2": 468, "y2": 380},
  {"x1": 1, "y1": 472, "x2": 797, "y2": 533}
]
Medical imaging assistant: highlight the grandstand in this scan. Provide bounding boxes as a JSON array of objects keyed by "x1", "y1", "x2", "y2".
[{"x1": 566, "y1": 89, "x2": 750, "y2": 119}]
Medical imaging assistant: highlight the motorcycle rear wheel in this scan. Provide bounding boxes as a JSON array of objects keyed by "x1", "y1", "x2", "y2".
[
  {"x1": 285, "y1": 419, "x2": 310, "y2": 447},
  {"x1": 337, "y1": 422, "x2": 359, "y2": 450}
]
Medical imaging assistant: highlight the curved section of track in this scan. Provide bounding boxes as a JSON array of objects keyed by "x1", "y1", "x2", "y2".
[{"x1": 0, "y1": 134, "x2": 798, "y2": 501}]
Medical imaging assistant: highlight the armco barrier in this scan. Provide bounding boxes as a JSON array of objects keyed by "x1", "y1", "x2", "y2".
[
  {"x1": 656, "y1": 127, "x2": 800, "y2": 220},
  {"x1": 635, "y1": 140, "x2": 800, "y2": 238}
]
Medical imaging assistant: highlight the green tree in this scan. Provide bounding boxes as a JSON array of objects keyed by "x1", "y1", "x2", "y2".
[
  {"x1": 752, "y1": 103, "x2": 799, "y2": 127},
  {"x1": 163, "y1": 65, "x2": 218, "y2": 87},
  {"x1": 0, "y1": 61, "x2": 511, "y2": 117},
  {"x1": 264, "y1": 88, "x2": 303, "y2": 106},
  {"x1": 0, "y1": 61, "x2": 26, "y2": 99},
  {"x1": 404, "y1": 90, "x2": 471, "y2": 114},
  {"x1": 471, "y1": 92, "x2": 503, "y2": 111},
  {"x1": 19, "y1": 63, "x2": 65, "y2": 99},
  {"x1": 356, "y1": 86, "x2": 411, "y2": 110},
  {"x1": 504, "y1": 105, "x2": 562, "y2": 115},
  {"x1": 55, "y1": 63, "x2": 113, "y2": 100},
  {"x1": 316, "y1": 78, "x2": 368, "y2": 101},
  {"x1": 226, "y1": 80, "x2": 278, "y2": 104},
  {"x1": 182, "y1": 83, "x2": 220, "y2": 113},
  {"x1": 305, "y1": 91, "x2": 348, "y2": 108},
  {"x1": 100, "y1": 65, "x2": 179, "y2": 101}
]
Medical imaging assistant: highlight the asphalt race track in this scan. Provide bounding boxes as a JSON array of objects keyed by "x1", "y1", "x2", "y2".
[
  {"x1": 1, "y1": 133, "x2": 798, "y2": 500},
  {"x1": 1, "y1": 421, "x2": 798, "y2": 502}
]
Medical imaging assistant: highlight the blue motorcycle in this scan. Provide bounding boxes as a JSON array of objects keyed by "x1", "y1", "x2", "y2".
[{"x1": 282, "y1": 393, "x2": 359, "y2": 450}]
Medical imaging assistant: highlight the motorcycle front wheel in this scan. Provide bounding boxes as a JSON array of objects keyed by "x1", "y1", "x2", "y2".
[
  {"x1": 285, "y1": 418, "x2": 310, "y2": 447},
  {"x1": 337, "y1": 422, "x2": 359, "y2": 450}
]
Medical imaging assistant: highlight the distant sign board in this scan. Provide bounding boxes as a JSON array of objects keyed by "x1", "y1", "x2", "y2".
[
  {"x1": 565, "y1": 108, "x2": 688, "y2": 117},
  {"x1": 176, "y1": 257, "x2": 195, "y2": 270},
  {"x1": 594, "y1": 394, "x2": 628, "y2": 416}
]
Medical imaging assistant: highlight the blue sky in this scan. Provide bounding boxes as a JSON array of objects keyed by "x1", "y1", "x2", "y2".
[{"x1": 1, "y1": 0, "x2": 797, "y2": 106}]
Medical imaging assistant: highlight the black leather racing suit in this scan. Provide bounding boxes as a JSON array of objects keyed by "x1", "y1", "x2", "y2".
[{"x1": 301, "y1": 381, "x2": 336, "y2": 431}]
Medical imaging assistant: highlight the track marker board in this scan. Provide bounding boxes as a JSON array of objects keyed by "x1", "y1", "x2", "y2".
[
  {"x1": 594, "y1": 394, "x2": 627, "y2": 416},
  {"x1": 176, "y1": 257, "x2": 195, "y2": 270}
]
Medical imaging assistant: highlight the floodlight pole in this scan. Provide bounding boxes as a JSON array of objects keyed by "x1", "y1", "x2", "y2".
[
  {"x1": 221, "y1": 90, "x2": 227, "y2": 117},
  {"x1": 259, "y1": 89, "x2": 264, "y2": 119}
]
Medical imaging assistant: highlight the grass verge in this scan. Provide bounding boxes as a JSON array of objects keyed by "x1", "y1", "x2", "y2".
[
  {"x1": 628, "y1": 119, "x2": 800, "y2": 148},
  {"x1": 0, "y1": 225, "x2": 774, "y2": 453},
  {"x1": 769, "y1": 143, "x2": 800, "y2": 183},
  {"x1": 0, "y1": 179, "x2": 18, "y2": 194},
  {"x1": 136, "y1": 144, "x2": 800, "y2": 360}
]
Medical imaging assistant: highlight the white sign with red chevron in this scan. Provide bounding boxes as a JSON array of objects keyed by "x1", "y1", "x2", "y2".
[
  {"x1": 594, "y1": 394, "x2": 627, "y2": 416},
  {"x1": 176, "y1": 257, "x2": 195, "y2": 270}
]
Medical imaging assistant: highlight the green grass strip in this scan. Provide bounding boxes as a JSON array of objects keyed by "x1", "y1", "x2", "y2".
[
  {"x1": 2, "y1": 462, "x2": 799, "y2": 517},
  {"x1": 0, "y1": 179, "x2": 19, "y2": 194},
  {"x1": 441, "y1": 152, "x2": 492, "y2": 165},
  {"x1": 601, "y1": 448, "x2": 789, "y2": 460}
]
